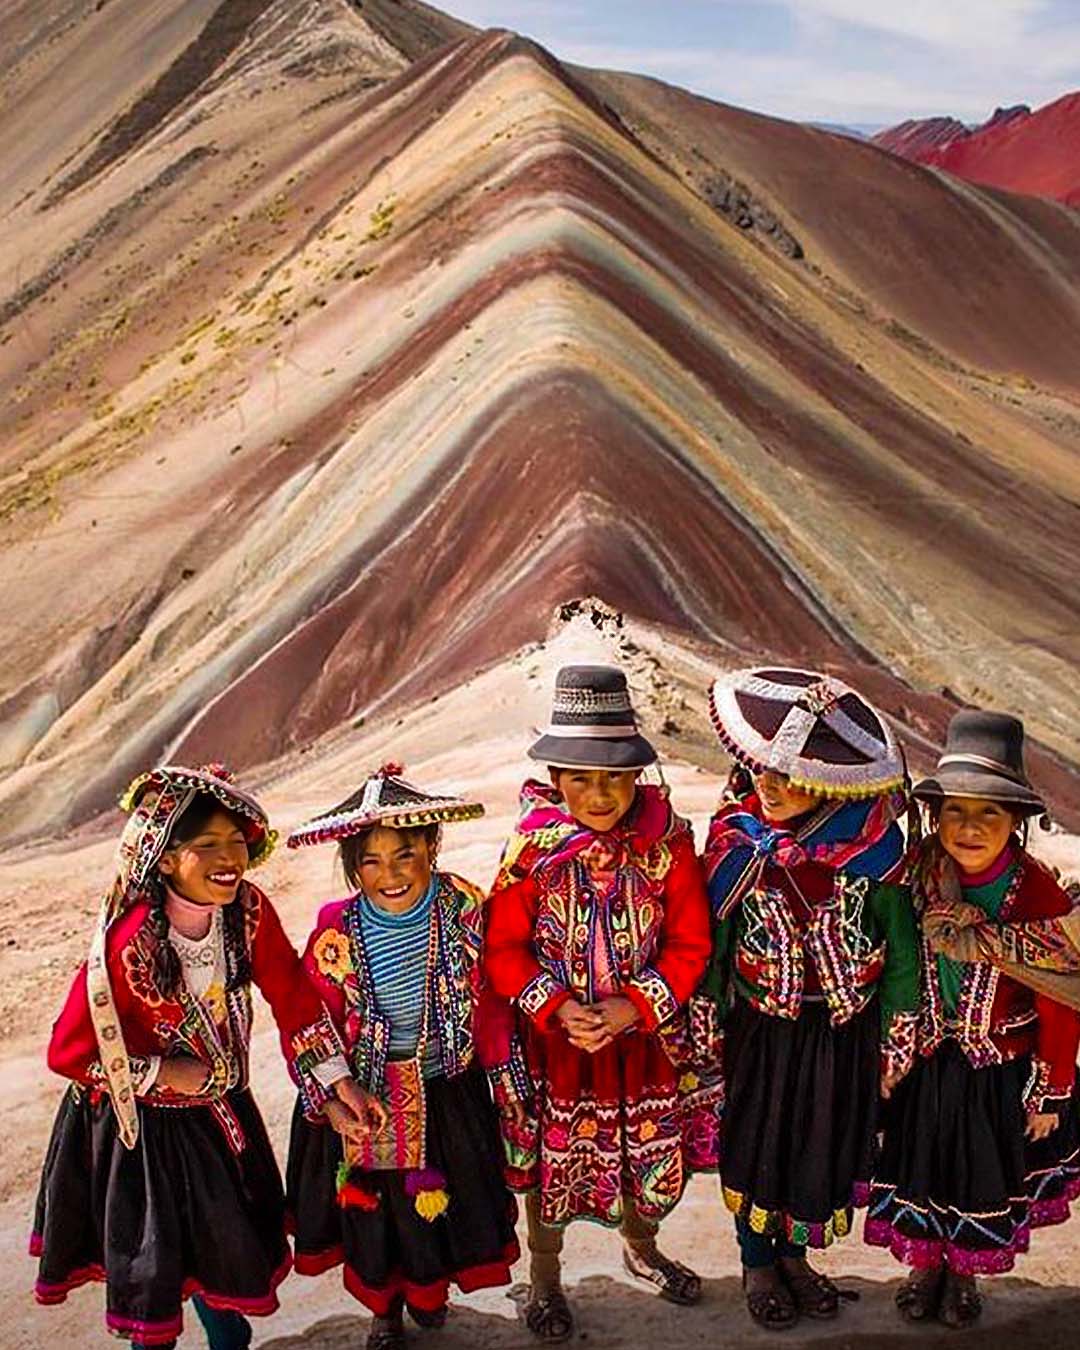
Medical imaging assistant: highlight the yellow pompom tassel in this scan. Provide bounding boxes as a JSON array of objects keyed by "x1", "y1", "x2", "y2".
[{"x1": 414, "y1": 1188, "x2": 450, "y2": 1222}]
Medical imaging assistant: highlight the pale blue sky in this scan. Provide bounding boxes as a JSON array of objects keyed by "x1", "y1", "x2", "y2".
[{"x1": 441, "y1": 0, "x2": 1080, "y2": 125}]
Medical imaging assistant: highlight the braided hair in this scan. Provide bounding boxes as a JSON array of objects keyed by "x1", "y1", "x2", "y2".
[{"x1": 148, "y1": 792, "x2": 254, "y2": 998}]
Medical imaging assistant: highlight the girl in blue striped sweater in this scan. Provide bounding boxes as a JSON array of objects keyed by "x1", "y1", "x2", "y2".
[{"x1": 284, "y1": 766, "x2": 524, "y2": 1350}]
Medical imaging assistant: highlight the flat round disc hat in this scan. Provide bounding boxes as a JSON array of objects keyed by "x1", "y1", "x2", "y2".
[{"x1": 708, "y1": 667, "x2": 904, "y2": 798}]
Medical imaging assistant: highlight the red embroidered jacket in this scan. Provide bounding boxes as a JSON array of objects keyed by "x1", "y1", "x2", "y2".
[
  {"x1": 484, "y1": 811, "x2": 711, "y2": 1033},
  {"x1": 919, "y1": 854, "x2": 1080, "y2": 1115},
  {"x1": 48, "y1": 882, "x2": 340, "y2": 1105}
]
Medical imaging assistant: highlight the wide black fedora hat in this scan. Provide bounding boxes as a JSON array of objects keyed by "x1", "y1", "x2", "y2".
[
  {"x1": 528, "y1": 665, "x2": 657, "y2": 770},
  {"x1": 913, "y1": 709, "x2": 1045, "y2": 816}
]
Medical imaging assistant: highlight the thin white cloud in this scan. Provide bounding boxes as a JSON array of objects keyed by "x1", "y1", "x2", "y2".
[
  {"x1": 555, "y1": 38, "x2": 1079, "y2": 122},
  {"x1": 780, "y1": 0, "x2": 1046, "y2": 52},
  {"x1": 438, "y1": 1, "x2": 1080, "y2": 123}
]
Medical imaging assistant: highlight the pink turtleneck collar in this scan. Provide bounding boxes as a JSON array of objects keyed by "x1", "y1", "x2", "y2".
[
  {"x1": 165, "y1": 884, "x2": 217, "y2": 940},
  {"x1": 958, "y1": 841, "x2": 1017, "y2": 889}
]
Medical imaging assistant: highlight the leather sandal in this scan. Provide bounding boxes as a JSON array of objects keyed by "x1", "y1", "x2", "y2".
[
  {"x1": 741, "y1": 1267, "x2": 798, "y2": 1330},
  {"x1": 523, "y1": 1286, "x2": 574, "y2": 1343},
  {"x1": 777, "y1": 1260, "x2": 851, "y2": 1319},
  {"x1": 895, "y1": 1266, "x2": 944, "y2": 1322},
  {"x1": 939, "y1": 1272, "x2": 982, "y2": 1329},
  {"x1": 623, "y1": 1247, "x2": 702, "y2": 1306},
  {"x1": 367, "y1": 1312, "x2": 406, "y2": 1350},
  {"x1": 407, "y1": 1303, "x2": 448, "y2": 1329}
]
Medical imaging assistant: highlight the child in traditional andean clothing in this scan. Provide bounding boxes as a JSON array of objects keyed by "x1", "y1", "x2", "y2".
[
  {"x1": 702, "y1": 668, "x2": 920, "y2": 1330},
  {"x1": 285, "y1": 765, "x2": 521, "y2": 1350},
  {"x1": 484, "y1": 665, "x2": 721, "y2": 1342},
  {"x1": 32, "y1": 763, "x2": 364, "y2": 1349},
  {"x1": 866, "y1": 711, "x2": 1080, "y2": 1327}
]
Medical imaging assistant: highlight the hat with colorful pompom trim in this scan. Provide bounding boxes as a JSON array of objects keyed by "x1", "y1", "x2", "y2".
[{"x1": 287, "y1": 764, "x2": 483, "y2": 848}]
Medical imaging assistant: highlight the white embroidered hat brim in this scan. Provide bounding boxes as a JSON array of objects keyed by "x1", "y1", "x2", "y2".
[
  {"x1": 709, "y1": 667, "x2": 904, "y2": 797},
  {"x1": 287, "y1": 768, "x2": 484, "y2": 848}
]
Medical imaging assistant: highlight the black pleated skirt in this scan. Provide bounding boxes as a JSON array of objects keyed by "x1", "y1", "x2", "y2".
[
  {"x1": 286, "y1": 1063, "x2": 519, "y2": 1314},
  {"x1": 720, "y1": 995, "x2": 880, "y2": 1247},
  {"x1": 866, "y1": 1040, "x2": 1080, "y2": 1274},
  {"x1": 31, "y1": 1083, "x2": 290, "y2": 1344}
]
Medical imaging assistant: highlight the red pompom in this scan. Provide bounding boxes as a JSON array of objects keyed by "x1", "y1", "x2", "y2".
[
  {"x1": 378, "y1": 762, "x2": 405, "y2": 779},
  {"x1": 336, "y1": 1181, "x2": 380, "y2": 1211}
]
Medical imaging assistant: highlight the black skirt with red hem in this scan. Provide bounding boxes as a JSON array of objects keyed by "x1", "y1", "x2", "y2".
[
  {"x1": 286, "y1": 1063, "x2": 519, "y2": 1315},
  {"x1": 31, "y1": 1082, "x2": 290, "y2": 1344}
]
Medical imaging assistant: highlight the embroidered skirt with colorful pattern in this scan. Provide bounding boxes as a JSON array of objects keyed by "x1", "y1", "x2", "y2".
[
  {"x1": 287, "y1": 1064, "x2": 519, "y2": 1315},
  {"x1": 866, "y1": 1040, "x2": 1080, "y2": 1275},
  {"x1": 719, "y1": 995, "x2": 880, "y2": 1248},
  {"x1": 501, "y1": 1020, "x2": 719, "y2": 1229},
  {"x1": 31, "y1": 1083, "x2": 290, "y2": 1345}
]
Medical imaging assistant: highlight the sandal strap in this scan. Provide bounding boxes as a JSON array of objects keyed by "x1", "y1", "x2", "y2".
[
  {"x1": 525, "y1": 1289, "x2": 574, "y2": 1341},
  {"x1": 745, "y1": 1289, "x2": 797, "y2": 1326},
  {"x1": 623, "y1": 1250, "x2": 702, "y2": 1302}
]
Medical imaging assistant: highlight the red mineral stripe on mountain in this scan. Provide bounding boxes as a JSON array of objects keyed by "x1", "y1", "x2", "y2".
[
  {"x1": 1, "y1": 2, "x2": 1079, "y2": 841},
  {"x1": 874, "y1": 94, "x2": 1080, "y2": 206}
]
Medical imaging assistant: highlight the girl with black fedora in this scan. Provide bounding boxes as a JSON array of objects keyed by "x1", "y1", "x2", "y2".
[
  {"x1": 484, "y1": 665, "x2": 720, "y2": 1342},
  {"x1": 866, "y1": 709, "x2": 1080, "y2": 1328},
  {"x1": 702, "y1": 667, "x2": 920, "y2": 1331}
]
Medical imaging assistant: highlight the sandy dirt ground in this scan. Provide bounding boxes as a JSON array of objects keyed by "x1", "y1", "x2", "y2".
[{"x1": 3, "y1": 618, "x2": 1079, "y2": 1347}]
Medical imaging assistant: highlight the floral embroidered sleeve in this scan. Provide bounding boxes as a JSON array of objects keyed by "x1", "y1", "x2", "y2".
[
  {"x1": 1004, "y1": 870, "x2": 1080, "y2": 1116},
  {"x1": 871, "y1": 882, "x2": 922, "y2": 1082},
  {"x1": 624, "y1": 839, "x2": 712, "y2": 1032},
  {"x1": 484, "y1": 875, "x2": 573, "y2": 1031},
  {"x1": 453, "y1": 876, "x2": 532, "y2": 1109},
  {"x1": 249, "y1": 893, "x2": 349, "y2": 1118}
]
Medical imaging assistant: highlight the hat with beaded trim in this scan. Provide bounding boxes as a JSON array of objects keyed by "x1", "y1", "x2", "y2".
[
  {"x1": 286, "y1": 764, "x2": 484, "y2": 848},
  {"x1": 91, "y1": 762, "x2": 274, "y2": 1152},
  {"x1": 527, "y1": 664, "x2": 657, "y2": 771},
  {"x1": 708, "y1": 666, "x2": 903, "y2": 798},
  {"x1": 116, "y1": 761, "x2": 275, "y2": 898}
]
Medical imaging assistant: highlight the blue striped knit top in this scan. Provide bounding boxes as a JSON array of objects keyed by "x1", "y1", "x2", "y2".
[{"x1": 357, "y1": 879, "x2": 440, "y2": 1072}]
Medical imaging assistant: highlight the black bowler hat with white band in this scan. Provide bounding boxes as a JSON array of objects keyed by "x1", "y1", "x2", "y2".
[
  {"x1": 913, "y1": 709, "x2": 1045, "y2": 817},
  {"x1": 528, "y1": 665, "x2": 657, "y2": 771}
]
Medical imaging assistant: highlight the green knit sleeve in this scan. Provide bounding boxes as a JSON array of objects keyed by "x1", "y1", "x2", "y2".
[{"x1": 871, "y1": 881, "x2": 921, "y2": 1027}]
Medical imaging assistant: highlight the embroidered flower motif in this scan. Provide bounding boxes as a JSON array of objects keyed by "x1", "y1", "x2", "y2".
[
  {"x1": 123, "y1": 941, "x2": 164, "y2": 1008},
  {"x1": 576, "y1": 1117, "x2": 599, "y2": 1139},
  {"x1": 678, "y1": 1071, "x2": 700, "y2": 1093},
  {"x1": 313, "y1": 928, "x2": 353, "y2": 983},
  {"x1": 639, "y1": 1119, "x2": 658, "y2": 1142},
  {"x1": 203, "y1": 982, "x2": 228, "y2": 1026}
]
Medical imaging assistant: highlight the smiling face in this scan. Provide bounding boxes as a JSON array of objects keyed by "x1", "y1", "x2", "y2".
[
  {"x1": 753, "y1": 769, "x2": 824, "y2": 824},
  {"x1": 937, "y1": 795, "x2": 1018, "y2": 874},
  {"x1": 157, "y1": 807, "x2": 250, "y2": 906},
  {"x1": 353, "y1": 825, "x2": 434, "y2": 914},
  {"x1": 551, "y1": 767, "x2": 640, "y2": 832}
]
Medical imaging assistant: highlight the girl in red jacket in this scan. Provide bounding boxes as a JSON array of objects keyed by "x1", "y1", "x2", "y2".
[
  {"x1": 867, "y1": 712, "x2": 1080, "y2": 1328},
  {"x1": 484, "y1": 666, "x2": 720, "y2": 1343},
  {"x1": 31, "y1": 764, "x2": 365, "y2": 1349}
]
